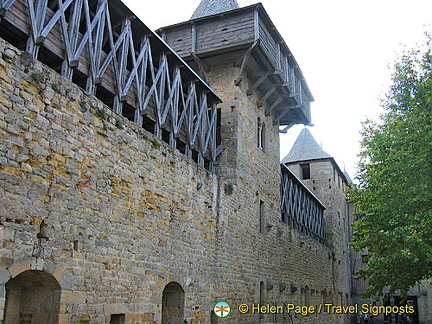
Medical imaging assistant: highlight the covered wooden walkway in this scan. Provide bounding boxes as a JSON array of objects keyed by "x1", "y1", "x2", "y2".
[{"x1": 0, "y1": 0, "x2": 221, "y2": 170}]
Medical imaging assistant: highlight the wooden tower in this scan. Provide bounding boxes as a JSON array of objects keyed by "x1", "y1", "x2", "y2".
[{"x1": 158, "y1": 1, "x2": 314, "y2": 130}]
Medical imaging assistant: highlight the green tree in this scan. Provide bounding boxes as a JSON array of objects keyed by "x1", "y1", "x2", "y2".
[{"x1": 351, "y1": 34, "x2": 432, "y2": 297}]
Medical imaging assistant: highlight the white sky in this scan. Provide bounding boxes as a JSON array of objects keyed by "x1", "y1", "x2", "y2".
[{"x1": 122, "y1": 0, "x2": 431, "y2": 179}]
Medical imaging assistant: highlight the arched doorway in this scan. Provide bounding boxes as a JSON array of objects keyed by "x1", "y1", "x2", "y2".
[
  {"x1": 161, "y1": 282, "x2": 185, "y2": 324},
  {"x1": 4, "y1": 270, "x2": 61, "y2": 324}
]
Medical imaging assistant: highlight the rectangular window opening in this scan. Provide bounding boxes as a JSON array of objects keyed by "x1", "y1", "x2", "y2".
[
  {"x1": 110, "y1": 314, "x2": 125, "y2": 324},
  {"x1": 259, "y1": 200, "x2": 265, "y2": 234},
  {"x1": 301, "y1": 163, "x2": 310, "y2": 180}
]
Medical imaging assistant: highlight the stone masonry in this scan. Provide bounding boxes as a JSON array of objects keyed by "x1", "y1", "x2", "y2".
[
  {"x1": 0, "y1": 10, "x2": 354, "y2": 324},
  {"x1": 0, "y1": 38, "x2": 219, "y2": 323}
]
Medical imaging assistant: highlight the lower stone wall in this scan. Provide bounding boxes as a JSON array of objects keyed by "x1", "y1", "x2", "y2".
[{"x1": 0, "y1": 38, "x2": 218, "y2": 323}]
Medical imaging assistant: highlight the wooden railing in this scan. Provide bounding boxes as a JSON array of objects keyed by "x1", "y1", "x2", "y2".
[
  {"x1": 280, "y1": 165, "x2": 325, "y2": 243},
  {"x1": 0, "y1": 0, "x2": 221, "y2": 170}
]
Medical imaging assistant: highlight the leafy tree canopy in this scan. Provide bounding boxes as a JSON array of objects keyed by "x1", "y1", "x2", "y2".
[{"x1": 351, "y1": 33, "x2": 432, "y2": 297}]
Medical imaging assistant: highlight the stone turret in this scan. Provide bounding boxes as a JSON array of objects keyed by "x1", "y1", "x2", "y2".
[{"x1": 282, "y1": 128, "x2": 354, "y2": 318}]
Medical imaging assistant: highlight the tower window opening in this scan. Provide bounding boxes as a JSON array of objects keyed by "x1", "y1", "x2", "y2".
[
  {"x1": 301, "y1": 163, "x2": 310, "y2": 180},
  {"x1": 259, "y1": 200, "x2": 265, "y2": 234},
  {"x1": 257, "y1": 118, "x2": 265, "y2": 150}
]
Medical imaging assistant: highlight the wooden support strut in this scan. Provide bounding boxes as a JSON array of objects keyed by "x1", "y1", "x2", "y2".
[
  {"x1": 278, "y1": 123, "x2": 295, "y2": 134},
  {"x1": 257, "y1": 80, "x2": 291, "y2": 107},
  {"x1": 257, "y1": 87, "x2": 276, "y2": 107},
  {"x1": 273, "y1": 104, "x2": 302, "y2": 126},
  {"x1": 234, "y1": 39, "x2": 260, "y2": 86},
  {"x1": 190, "y1": 52, "x2": 209, "y2": 82},
  {"x1": 247, "y1": 70, "x2": 282, "y2": 96},
  {"x1": 265, "y1": 95, "x2": 285, "y2": 116}
]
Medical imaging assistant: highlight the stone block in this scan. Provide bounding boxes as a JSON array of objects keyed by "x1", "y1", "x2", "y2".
[
  {"x1": 104, "y1": 303, "x2": 129, "y2": 315},
  {"x1": 30, "y1": 257, "x2": 44, "y2": 271},
  {"x1": 57, "y1": 314, "x2": 71, "y2": 324},
  {"x1": 42, "y1": 259, "x2": 56, "y2": 275},
  {"x1": 0, "y1": 271, "x2": 10, "y2": 285},
  {"x1": 60, "y1": 291, "x2": 86, "y2": 304},
  {"x1": 0, "y1": 298, "x2": 5, "y2": 320},
  {"x1": 7, "y1": 258, "x2": 31, "y2": 278}
]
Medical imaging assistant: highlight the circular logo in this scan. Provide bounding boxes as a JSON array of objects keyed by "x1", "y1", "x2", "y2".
[{"x1": 213, "y1": 301, "x2": 231, "y2": 318}]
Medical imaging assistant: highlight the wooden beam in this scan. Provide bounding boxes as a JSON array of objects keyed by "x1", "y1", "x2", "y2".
[
  {"x1": 190, "y1": 52, "x2": 209, "y2": 82},
  {"x1": 273, "y1": 104, "x2": 302, "y2": 124},
  {"x1": 252, "y1": 70, "x2": 283, "y2": 77},
  {"x1": 0, "y1": 0, "x2": 18, "y2": 11},
  {"x1": 265, "y1": 96, "x2": 286, "y2": 116},
  {"x1": 191, "y1": 23, "x2": 196, "y2": 53},
  {"x1": 247, "y1": 70, "x2": 283, "y2": 96},
  {"x1": 234, "y1": 39, "x2": 260, "y2": 86},
  {"x1": 26, "y1": 0, "x2": 48, "y2": 57},
  {"x1": 279, "y1": 123, "x2": 295, "y2": 133},
  {"x1": 247, "y1": 72, "x2": 270, "y2": 95},
  {"x1": 257, "y1": 87, "x2": 276, "y2": 107}
]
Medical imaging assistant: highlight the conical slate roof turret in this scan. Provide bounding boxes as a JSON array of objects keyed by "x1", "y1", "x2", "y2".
[
  {"x1": 191, "y1": 0, "x2": 239, "y2": 19},
  {"x1": 343, "y1": 169, "x2": 353, "y2": 184},
  {"x1": 281, "y1": 128, "x2": 332, "y2": 164}
]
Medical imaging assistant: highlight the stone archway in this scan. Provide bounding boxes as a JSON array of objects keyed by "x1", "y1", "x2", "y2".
[
  {"x1": 161, "y1": 282, "x2": 185, "y2": 324},
  {"x1": 4, "y1": 270, "x2": 61, "y2": 324}
]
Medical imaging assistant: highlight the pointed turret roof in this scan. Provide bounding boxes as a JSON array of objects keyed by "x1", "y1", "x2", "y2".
[
  {"x1": 343, "y1": 169, "x2": 353, "y2": 184},
  {"x1": 281, "y1": 128, "x2": 332, "y2": 164},
  {"x1": 191, "y1": 0, "x2": 239, "y2": 19}
]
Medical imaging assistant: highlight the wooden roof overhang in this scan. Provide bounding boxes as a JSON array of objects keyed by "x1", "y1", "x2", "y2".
[
  {"x1": 0, "y1": 0, "x2": 222, "y2": 170},
  {"x1": 158, "y1": 3, "x2": 314, "y2": 131}
]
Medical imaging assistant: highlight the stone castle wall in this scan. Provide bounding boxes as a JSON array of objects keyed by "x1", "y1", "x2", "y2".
[
  {"x1": 1, "y1": 38, "x2": 351, "y2": 323},
  {"x1": 204, "y1": 64, "x2": 350, "y2": 324},
  {"x1": 0, "y1": 38, "x2": 219, "y2": 323},
  {"x1": 286, "y1": 161, "x2": 353, "y2": 323}
]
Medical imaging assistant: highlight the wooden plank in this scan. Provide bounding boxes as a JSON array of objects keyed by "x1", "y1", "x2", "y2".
[
  {"x1": 254, "y1": 8, "x2": 259, "y2": 40},
  {"x1": 163, "y1": 26, "x2": 192, "y2": 56},
  {"x1": 1, "y1": 0, "x2": 30, "y2": 33},
  {"x1": 258, "y1": 18, "x2": 276, "y2": 64},
  {"x1": 195, "y1": 13, "x2": 254, "y2": 53},
  {"x1": 0, "y1": 0, "x2": 18, "y2": 11},
  {"x1": 191, "y1": 23, "x2": 196, "y2": 53}
]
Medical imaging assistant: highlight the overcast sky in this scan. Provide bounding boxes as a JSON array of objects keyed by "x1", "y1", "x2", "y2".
[{"x1": 122, "y1": 0, "x2": 431, "y2": 179}]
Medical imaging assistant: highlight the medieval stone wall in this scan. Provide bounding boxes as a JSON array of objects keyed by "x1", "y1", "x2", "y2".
[
  {"x1": 1, "y1": 37, "x2": 353, "y2": 323},
  {"x1": 287, "y1": 161, "x2": 353, "y2": 323},
  {"x1": 0, "y1": 38, "x2": 219, "y2": 323},
  {"x1": 206, "y1": 64, "x2": 349, "y2": 324}
]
